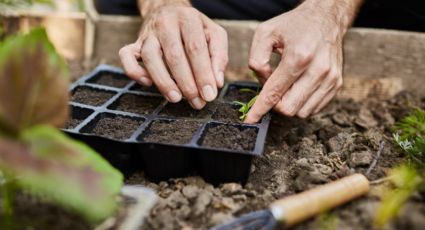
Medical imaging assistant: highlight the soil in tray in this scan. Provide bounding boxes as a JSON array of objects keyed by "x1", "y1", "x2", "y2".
[
  {"x1": 85, "y1": 114, "x2": 144, "y2": 140},
  {"x1": 130, "y1": 84, "x2": 160, "y2": 93},
  {"x1": 71, "y1": 87, "x2": 115, "y2": 106},
  {"x1": 224, "y1": 86, "x2": 258, "y2": 103},
  {"x1": 201, "y1": 124, "x2": 257, "y2": 151},
  {"x1": 159, "y1": 101, "x2": 214, "y2": 119},
  {"x1": 64, "y1": 118, "x2": 82, "y2": 129},
  {"x1": 139, "y1": 120, "x2": 201, "y2": 145},
  {"x1": 212, "y1": 103, "x2": 241, "y2": 123},
  {"x1": 110, "y1": 94, "x2": 163, "y2": 115},
  {"x1": 87, "y1": 72, "x2": 131, "y2": 88}
]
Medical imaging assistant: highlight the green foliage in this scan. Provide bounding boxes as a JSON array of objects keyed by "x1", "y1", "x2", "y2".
[
  {"x1": 234, "y1": 96, "x2": 258, "y2": 121},
  {"x1": 234, "y1": 88, "x2": 259, "y2": 121},
  {"x1": 0, "y1": 27, "x2": 69, "y2": 136},
  {"x1": 374, "y1": 108, "x2": 425, "y2": 227},
  {"x1": 392, "y1": 109, "x2": 425, "y2": 165},
  {"x1": 374, "y1": 165, "x2": 423, "y2": 227},
  {"x1": 0, "y1": 28, "x2": 123, "y2": 225}
]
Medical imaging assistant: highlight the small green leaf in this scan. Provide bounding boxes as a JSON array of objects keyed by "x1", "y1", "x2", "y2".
[
  {"x1": 0, "y1": 28, "x2": 69, "y2": 136},
  {"x1": 0, "y1": 125, "x2": 123, "y2": 222}
]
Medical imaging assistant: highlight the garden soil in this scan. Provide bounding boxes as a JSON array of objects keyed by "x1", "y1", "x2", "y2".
[{"x1": 3, "y1": 59, "x2": 424, "y2": 229}]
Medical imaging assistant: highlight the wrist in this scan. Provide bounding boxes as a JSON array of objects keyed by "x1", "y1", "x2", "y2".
[
  {"x1": 301, "y1": 0, "x2": 363, "y2": 35},
  {"x1": 138, "y1": 0, "x2": 191, "y2": 17}
]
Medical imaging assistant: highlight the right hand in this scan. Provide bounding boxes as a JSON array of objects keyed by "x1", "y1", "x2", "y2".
[{"x1": 119, "y1": 4, "x2": 228, "y2": 109}]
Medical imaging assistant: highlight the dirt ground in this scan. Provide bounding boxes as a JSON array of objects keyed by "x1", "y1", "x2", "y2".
[
  {"x1": 122, "y1": 91, "x2": 425, "y2": 230},
  {"x1": 2, "y1": 60, "x2": 424, "y2": 230},
  {"x1": 71, "y1": 59, "x2": 424, "y2": 230}
]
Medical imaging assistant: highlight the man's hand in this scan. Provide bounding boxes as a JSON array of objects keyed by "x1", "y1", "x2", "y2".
[
  {"x1": 119, "y1": 0, "x2": 228, "y2": 109},
  {"x1": 245, "y1": 0, "x2": 363, "y2": 123}
]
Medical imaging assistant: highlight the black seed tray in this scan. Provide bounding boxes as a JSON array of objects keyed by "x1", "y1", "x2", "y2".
[{"x1": 64, "y1": 64, "x2": 271, "y2": 185}]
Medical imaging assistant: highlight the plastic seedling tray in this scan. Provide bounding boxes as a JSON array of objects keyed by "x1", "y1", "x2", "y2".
[{"x1": 64, "y1": 64, "x2": 271, "y2": 185}]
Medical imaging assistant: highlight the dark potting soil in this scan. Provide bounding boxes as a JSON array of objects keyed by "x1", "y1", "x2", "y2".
[
  {"x1": 212, "y1": 103, "x2": 241, "y2": 123},
  {"x1": 130, "y1": 84, "x2": 160, "y2": 93},
  {"x1": 89, "y1": 115, "x2": 143, "y2": 140},
  {"x1": 110, "y1": 94, "x2": 162, "y2": 115},
  {"x1": 201, "y1": 124, "x2": 257, "y2": 151},
  {"x1": 64, "y1": 118, "x2": 82, "y2": 129},
  {"x1": 224, "y1": 87, "x2": 257, "y2": 103},
  {"x1": 159, "y1": 101, "x2": 214, "y2": 119},
  {"x1": 88, "y1": 72, "x2": 131, "y2": 88},
  {"x1": 140, "y1": 120, "x2": 201, "y2": 145},
  {"x1": 71, "y1": 87, "x2": 115, "y2": 106},
  {"x1": 0, "y1": 192, "x2": 91, "y2": 230},
  {"x1": 122, "y1": 91, "x2": 425, "y2": 230}
]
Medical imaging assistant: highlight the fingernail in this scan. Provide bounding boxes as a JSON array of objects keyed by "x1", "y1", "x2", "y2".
[
  {"x1": 216, "y1": 71, "x2": 224, "y2": 87},
  {"x1": 167, "y1": 90, "x2": 182, "y2": 103},
  {"x1": 202, "y1": 85, "x2": 216, "y2": 101},
  {"x1": 190, "y1": 97, "x2": 206, "y2": 110},
  {"x1": 139, "y1": 77, "x2": 151, "y2": 86}
]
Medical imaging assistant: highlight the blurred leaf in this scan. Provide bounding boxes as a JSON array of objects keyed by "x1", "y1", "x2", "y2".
[
  {"x1": 374, "y1": 165, "x2": 423, "y2": 227},
  {"x1": 0, "y1": 125, "x2": 123, "y2": 222},
  {"x1": 0, "y1": 28, "x2": 69, "y2": 136}
]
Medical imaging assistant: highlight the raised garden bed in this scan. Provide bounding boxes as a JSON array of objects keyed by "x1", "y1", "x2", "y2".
[{"x1": 64, "y1": 65, "x2": 271, "y2": 185}]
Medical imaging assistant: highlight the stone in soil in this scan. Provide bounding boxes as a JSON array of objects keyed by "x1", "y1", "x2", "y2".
[
  {"x1": 212, "y1": 103, "x2": 241, "y2": 123},
  {"x1": 88, "y1": 72, "x2": 131, "y2": 88},
  {"x1": 159, "y1": 101, "x2": 214, "y2": 119},
  {"x1": 224, "y1": 86, "x2": 257, "y2": 103},
  {"x1": 140, "y1": 120, "x2": 201, "y2": 145},
  {"x1": 201, "y1": 124, "x2": 257, "y2": 151},
  {"x1": 71, "y1": 87, "x2": 115, "y2": 106},
  {"x1": 110, "y1": 94, "x2": 162, "y2": 115},
  {"x1": 349, "y1": 150, "x2": 373, "y2": 167},
  {"x1": 87, "y1": 115, "x2": 143, "y2": 140}
]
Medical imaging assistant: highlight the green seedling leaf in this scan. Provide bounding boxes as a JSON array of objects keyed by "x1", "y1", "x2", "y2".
[
  {"x1": 374, "y1": 164, "x2": 423, "y2": 227},
  {"x1": 0, "y1": 125, "x2": 123, "y2": 222},
  {"x1": 234, "y1": 95, "x2": 258, "y2": 120},
  {"x1": 0, "y1": 28, "x2": 69, "y2": 136}
]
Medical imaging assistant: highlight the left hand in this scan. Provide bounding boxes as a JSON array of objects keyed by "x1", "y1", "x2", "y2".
[{"x1": 245, "y1": 0, "x2": 360, "y2": 123}]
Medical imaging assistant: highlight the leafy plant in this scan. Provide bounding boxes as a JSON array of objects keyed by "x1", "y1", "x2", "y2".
[
  {"x1": 0, "y1": 28, "x2": 123, "y2": 227},
  {"x1": 374, "y1": 108, "x2": 425, "y2": 227},
  {"x1": 234, "y1": 88, "x2": 259, "y2": 121}
]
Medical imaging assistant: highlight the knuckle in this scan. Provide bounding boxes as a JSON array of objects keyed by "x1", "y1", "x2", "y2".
[
  {"x1": 186, "y1": 39, "x2": 207, "y2": 54},
  {"x1": 262, "y1": 90, "x2": 281, "y2": 107},
  {"x1": 118, "y1": 46, "x2": 128, "y2": 57},
  {"x1": 316, "y1": 63, "x2": 331, "y2": 77},
  {"x1": 328, "y1": 69, "x2": 340, "y2": 83},
  {"x1": 248, "y1": 58, "x2": 266, "y2": 71},
  {"x1": 166, "y1": 48, "x2": 184, "y2": 65},
  {"x1": 291, "y1": 47, "x2": 313, "y2": 68}
]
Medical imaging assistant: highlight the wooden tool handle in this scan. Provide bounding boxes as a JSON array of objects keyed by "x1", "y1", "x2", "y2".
[{"x1": 270, "y1": 174, "x2": 369, "y2": 227}]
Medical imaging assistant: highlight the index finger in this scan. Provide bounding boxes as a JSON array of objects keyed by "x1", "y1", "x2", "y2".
[{"x1": 244, "y1": 52, "x2": 310, "y2": 123}]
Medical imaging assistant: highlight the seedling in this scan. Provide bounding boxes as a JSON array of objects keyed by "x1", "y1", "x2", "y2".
[{"x1": 234, "y1": 88, "x2": 259, "y2": 121}]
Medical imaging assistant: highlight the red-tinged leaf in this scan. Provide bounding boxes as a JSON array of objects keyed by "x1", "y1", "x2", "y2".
[
  {"x1": 0, "y1": 28, "x2": 69, "y2": 136},
  {"x1": 0, "y1": 125, "x2": 123, "y2": 222}
]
